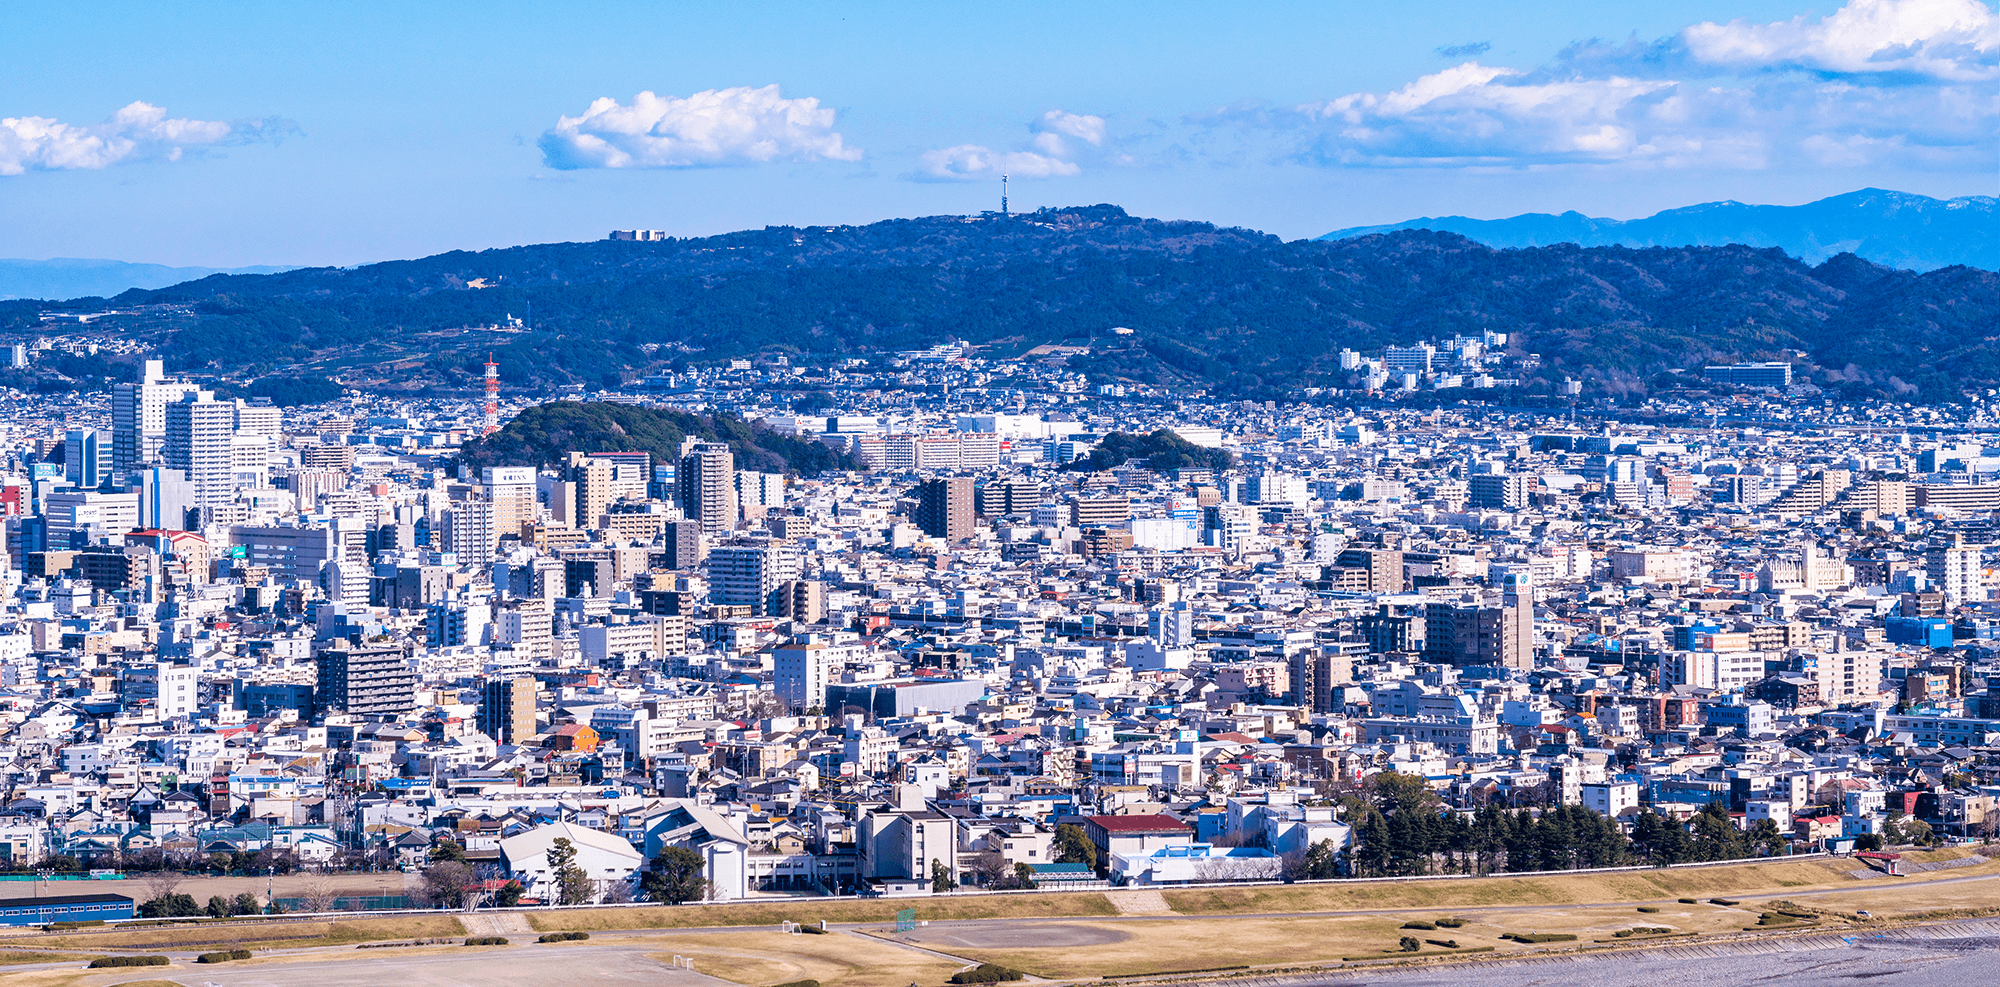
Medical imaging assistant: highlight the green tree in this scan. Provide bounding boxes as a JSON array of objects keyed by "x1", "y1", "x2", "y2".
[
  {"x1": 430, "y1": 838, "x2": 467, "y2": 863},
  {"x1": 205, "y1": 895, "x2": 230, "y2": 918},
  {"x1": 640, "y1": 847, "x2": 709, "y2": 905},
  {"x1": 493, "y1": 880, "x2": 525, "y2": 907},
  {"x1": 1053, "y1": 824, "x2": 1099, "y2": 873},
  {"x1": 1299, "y1": 839, "x2": 1339, "y2": 880},
  {"x1": 931, "y1": 858, "x2": 955, "y2": 893},
  {"x1": 138, "y1": 893, "x2": 201, "y2": 918},
  {"x1": 231, "y1": 892, "x2": 262, "y2": 916},
  {"x1": 1012, "y1": 862, "x2": 1038, "y2": 889},
  {"x1": 546, "y1": 837, "x2": 593, "y2": 906},
  {"x1": 1747, "y1": 818, "x2": 1787, "y2": 856}
]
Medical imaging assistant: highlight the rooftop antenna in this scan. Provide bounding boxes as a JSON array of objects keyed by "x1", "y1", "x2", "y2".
[{"x1": 1001, "y1": 174, "x2": 1009, "y2": 216}]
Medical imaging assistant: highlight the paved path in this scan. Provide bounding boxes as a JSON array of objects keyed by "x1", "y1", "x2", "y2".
[{"x1": 1105, "y1": 890, "x2": 1174, "y2": 915}]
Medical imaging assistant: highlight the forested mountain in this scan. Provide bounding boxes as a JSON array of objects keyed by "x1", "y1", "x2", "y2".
[
  {"x1": 4, "y1": 204, "x2": 1993, "y2": 403},
  {"x1": 1321, "y1": 189, "x2": 1997, "y2": 273}
]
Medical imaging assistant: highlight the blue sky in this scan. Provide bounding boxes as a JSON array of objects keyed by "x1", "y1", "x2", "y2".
[{"x1": 2, "y1": 0, "x2": 1994, "y2": 267}]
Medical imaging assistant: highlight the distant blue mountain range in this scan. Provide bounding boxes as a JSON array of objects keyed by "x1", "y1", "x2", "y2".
[
  {"x1": 0, "y1": 257, "x2": 296, "y2": 301},
  {"x1": 1319, "y1": 188, "x2": 1995, "y2": 272}
]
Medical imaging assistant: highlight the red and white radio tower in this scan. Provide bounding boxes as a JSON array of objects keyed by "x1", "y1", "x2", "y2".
[{"x1": 481, "y1": 353, "x2": 500, "y2": 435}]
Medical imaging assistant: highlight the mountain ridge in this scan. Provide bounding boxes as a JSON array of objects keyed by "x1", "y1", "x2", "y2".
[
  {"x1": 2, "y1": 204, "x2": 1993, "y2": 404},
  {"x1": 0, "y1": 257, "x2": 297, "y2": 302},
  {"x1": 1319, "y1": 189, "x2": 1997, "y2": 273}
]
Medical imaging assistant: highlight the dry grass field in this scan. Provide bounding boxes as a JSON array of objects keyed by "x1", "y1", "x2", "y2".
[
  {"x1": 641, "y1": 931, "x2": 965, "y2": 987},
  {"x1": 36, "y1": 915, "x2": 464, "y2": 952},
  {"x1": 529, "y1": 892, "x2": 1118, "y2": 932}
]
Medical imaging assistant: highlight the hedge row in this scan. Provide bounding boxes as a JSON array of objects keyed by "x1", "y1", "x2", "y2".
[
  {"x1": 771, "y1": 980, "x2": 821, "y2": 987},
  {"x1": 89, "y1": 956, "x2": 169, "y2": 968},
  {"x1": 538, "y1": 932, "x2": 591, "y2": 943},
  {"x1": 45, "y1": 920, "x2": 105, "y2": 930},
  {"x1": 1613, "y1": 927, "x2": 1675, "y2": 938},
  {"x1": 1434, "y1": 918, "x2": 1466, "y2": 928},
  {"x1": 196, "y1": 950, "x2": 253, "y2": 963},
  {"x1": 464, "y1": 936, "x2": 509, "y2": 946},
  {"x1": 1501, "y1": 933, "x2": 1578, "y2": 943},
  {"x1": 951, "y1": 964, "x2": 1025, "y2": 984},
  {"x1": 1400, "y1": 921, "x2": 1436, "y2": 930}
]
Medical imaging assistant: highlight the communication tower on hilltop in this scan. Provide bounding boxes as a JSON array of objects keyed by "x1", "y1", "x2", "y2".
[
  {"x1": 1001, "y1": 174, "x2": 1008, "y2": 216},
  {"x1": 482, "y1": 353, "x2": 499, "y2": 435}
]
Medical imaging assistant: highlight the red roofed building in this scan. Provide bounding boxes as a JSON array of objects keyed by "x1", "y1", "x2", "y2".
[{"x1": 1081, "y1": 813, "x2": 1193, "y2": 860}]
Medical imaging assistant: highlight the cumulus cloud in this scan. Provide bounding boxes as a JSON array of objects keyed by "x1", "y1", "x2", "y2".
[
  {"x1": 915, "y1": 145, "x2": 1080, "y2": 181},
  {"x1": 1683, "y1": 0, "x2": 1998, "y2": 81},
  {"x1": 538, "y1": 84, "x2": 861, "y2": 169},
  {"x1": 1189, "y1": 0, "x2": 1998, "y2": 171},
  {"x1": 0, "y1": 102, "x2": 283, "y2": 176},
  {"x1": 915, "y1": 109, "x2": 1108, "y2": 181}
]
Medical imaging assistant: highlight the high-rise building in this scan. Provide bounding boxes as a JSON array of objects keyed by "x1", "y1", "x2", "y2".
[
  {"x1": 136, "y1": 467, "x2": 194, "y2": 530},
  {"x1": 563, "y1": 452, "x2": 616, "y2": 530},
  {"x1": 976, "y1": 476, "x2": 1041, "y2": 517},
  {"x1": 678, "y1": 442, "x2": 737, "y2": 534},
  {"x1": 162, "y1": 391, "x2": 234, "y2": 508},
  {"x1": 479, "y1": 676, "x2": 538, "y2": 744},
  {"x1": 913, "y1": 477, "x2": 976, "y2": 541},
  {"x1": 111, "y1": 360, "x2": 201, "y2": 470},
  {"x1": 315, "y1": 644, "x2": 416, "y2": 717},
  {"x1": 773, "y1": 640, "x2": 844, "y2": 710},
  {"x1": 776, "y1": 579, "x2": 827, "y2": 623},
  {"x1": 482, "y1": 466, "x2": 538, "y2": 534},
  {"x1": 1468, "y1": 471, "x2": 1530, "y2": 510},
  {"x1": 443, "y1": 499, "x2": 498, "y2": 567},
  {"x1": 1335, "y1": 547, "x2": 1404, "y2": 593},
  {"x1": 1927, "y1": 540, "x2": 1983, "y2": 604},
  {"x1": 63, "y1": 429, "x2": 109, "y2": 489},
  {"x1": 708, "y1": 541, "x2": 801, "y2": 615},
  {"x1": 664, "y1": 519, "x2": 705, "y2": 570}
]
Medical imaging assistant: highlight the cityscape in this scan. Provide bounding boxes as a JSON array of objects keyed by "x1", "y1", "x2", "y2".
[{"x1": 0, "y1": 2, "x2": 1993, "y2": 987}]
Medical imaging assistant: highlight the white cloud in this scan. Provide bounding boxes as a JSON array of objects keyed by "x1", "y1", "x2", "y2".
[
  {"x1": 1683, "y1": 0, "x2": 1999, "y2": 81},
  {"x1": 538, "y1": 84, "x2": 861, "y2": 169},
  {"x1": 915, "y1": 144, "x2": 1079, "y2": 181},
  {"x1": 915, "y1": 109, "x2": 1116, "y2": 181},
  {"x1": 0, "y1": 102, "x2": 251, "y2": 176},
  {"x1": 1190, "y1": 0, "x2": 1997, "y2": 172}
]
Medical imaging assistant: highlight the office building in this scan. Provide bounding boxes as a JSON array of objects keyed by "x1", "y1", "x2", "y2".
[
  {"x1": 913, "y1": 476, "x2": 976, "y2": 541},
  {"x1": 479, "y1": 676, "x2": 538, "y2": 744},
  {"x1": 315, "y1": 644, "x2": 416, "y2": 717},
  {"x1": 63, "y1": 429, "x2": 109, "y2": 489},
  {"x1": 110, "y1": 360, "x2": 201, "y2": 470},
  {"x1": 708, "y1": 541, "x2": 800, "y2": 615}
]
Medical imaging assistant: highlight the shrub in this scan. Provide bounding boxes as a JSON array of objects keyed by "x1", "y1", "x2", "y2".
[
  {"x1": 1710, "y1": 898, "x2": 1739, "y2": 906},
  {"x1": 950, "y1": 964, "x2": 1025, "y2": 984},
  {"x1": 44, "y1": 920, "x2": 105, "y2": 931},
  {"x1": 1424, "y1": 939, "x2": 1460, "y2": 949},
  {"x1": 1613, "y1": 927, "x2": 1674, "y2": 938},
  {"x1": 538, "y1": 932, "x2": 591, "y2": 943},
  {"x1": 89, "y1": 956, "x2": 170, "y2": 968},
  {"x1": 771, "y1": 981, "x2": 821, "y2": 987},
  {"x1": 196, "y1": 950, "x2": 253, "y2": 963},
  {"x1": 1637, "y1": 906, "x2": 1659, "y2": 913},
  {"x1": 1435, "y1": 918, "x2": 1465, "y2": 928},
  {"x1": 1678, "y1": 898, "x2": 1698, "y2": 904},
  {"x1": 1397, "y1": 936, "x2": 1421, "y2": 952},
  {"x1": 1400, "y1": 921, "x2": 1437, "y2": 930},
  {"x1": 463, "y1": 936, "x2": 509, "y2": 946},
  {"x1": 1500, "y1": 933, "x2": 1578, "y2": 943},
  {"x1": 798, "y1": 924, "x2": 827, "y2": 934}
]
